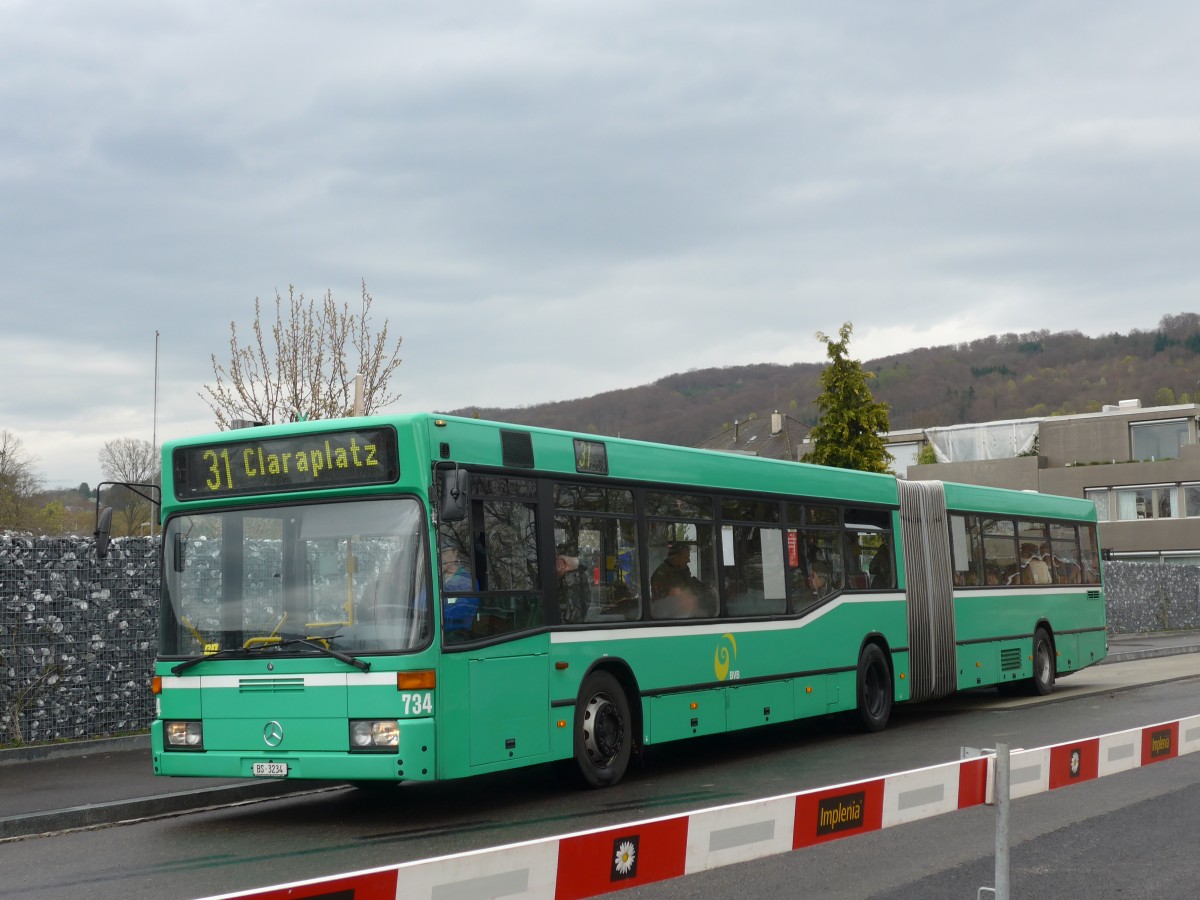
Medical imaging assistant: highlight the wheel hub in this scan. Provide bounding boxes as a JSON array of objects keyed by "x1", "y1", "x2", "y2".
[{"x1": 583, "y1": 692, "x2": 624, "y2": 765}]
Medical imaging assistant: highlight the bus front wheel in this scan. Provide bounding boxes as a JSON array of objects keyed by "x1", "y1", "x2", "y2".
[
  {"x1": 855, "y1": 643, "x2": 893, "y2": 733},
  {"x1": 573, "y1": 671, "x2": 632, "y2": 788}
]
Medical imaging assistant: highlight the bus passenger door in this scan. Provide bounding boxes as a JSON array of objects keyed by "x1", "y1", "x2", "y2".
[{"x1": 466, "y1": 644, "x2": 550, "y2": 767}]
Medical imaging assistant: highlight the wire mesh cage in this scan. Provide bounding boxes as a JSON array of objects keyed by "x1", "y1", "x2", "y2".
[{"x1": 1, "y1": 535, "x2": 159, "y2": 747}]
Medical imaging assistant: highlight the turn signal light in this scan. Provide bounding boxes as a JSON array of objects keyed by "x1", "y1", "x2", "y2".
[{"x1": 397, "y1": 670, "x2": 436, "y2": 690}]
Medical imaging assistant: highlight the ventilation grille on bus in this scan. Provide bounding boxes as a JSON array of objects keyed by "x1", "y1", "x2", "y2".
[
  {"x1": 501, "y1": 430, "x2": 535, "y2": 468},
  {"x1": 1087, "y1": 589, "x2": 1101, "y2": 601},
  {"x1": 1001, "y1": 647, "x2": 1023, "y2": 671},
  {"x1": 238, "y1": 677, "x2": 305, "y2": 693}
]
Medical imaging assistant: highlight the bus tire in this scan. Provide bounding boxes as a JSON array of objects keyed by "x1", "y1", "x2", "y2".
[
  {"x1": 573, "y1": 671, "x2": 632, "y2": 788},
  {"x1": 855, "y1": 643, "x2": 893, "y2": 733},
  {"x1": 1030, "y1": 627, "x2": 1055, "y2": 696}
]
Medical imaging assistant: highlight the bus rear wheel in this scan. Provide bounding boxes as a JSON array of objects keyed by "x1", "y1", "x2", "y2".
[
  {"x1": 855, "y1": 643, "x2": 893, "y2": 733},
  {"x1": 573, "y1": 671, "x2": 632, "y2": 788},
  {"x1": 1030, "y1": 627, "x2": 1055, "y2": 696}
]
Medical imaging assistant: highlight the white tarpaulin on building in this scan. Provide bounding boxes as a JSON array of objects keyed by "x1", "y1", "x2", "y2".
[{"x1": 924, "y1": 418, "x2": 1041, "y2": 463}]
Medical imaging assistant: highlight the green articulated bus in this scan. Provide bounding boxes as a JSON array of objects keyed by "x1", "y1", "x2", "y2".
[{"x1": 151, "y1": 413, "x2": 1107, "y2": 787}]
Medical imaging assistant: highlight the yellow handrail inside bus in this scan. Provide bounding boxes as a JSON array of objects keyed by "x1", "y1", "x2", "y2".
[
  {"x1": 180, "y1": 615, "x2": 205, "y2": 649},
  {"x1": 242, "y1": 612, "x2": 288, "y2": 649},
  {"x1": 346, "y1": 540, "x2": 357, "y2": 624}
]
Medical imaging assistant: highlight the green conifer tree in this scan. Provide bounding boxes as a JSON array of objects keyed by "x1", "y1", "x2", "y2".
[{"x1": 802, "y1": 323, "x2": 894, "y2": 473}]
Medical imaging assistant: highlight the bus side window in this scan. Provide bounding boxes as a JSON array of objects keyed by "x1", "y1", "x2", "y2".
[
  {"x1": 843, "y1": 508, "x2": 894, "y2": 591},
  {"x1": 981, "y1": 517, "x2": 1018, "y2": 586},
  {"x1": 477, "y1": 500, "x2": 537, "y2": 590},
  {"x1": 472, "y1": 498, "x2": 543, "y2": 637},
  {"x1": 789, "y1": 527, "x2": 843, "y2": 613},
  {"x1": 842, "y1": 535, "x2": 870, "y2": 590},
  {"x1": 723, "y1": 524, "x2": 786, "y2": 616},
  {"x1": 868, "y1": 537, "x2": 894, "y2": 589},
  {"x1": 646, "y1": 521, "x2": 718, "y2": 619},
  {"x1": 1080, "y1": 525, "x2": 1101, "y2": 584},
  {"x1": 554, "y1": 513, "x2": 642, "y2": 623}
]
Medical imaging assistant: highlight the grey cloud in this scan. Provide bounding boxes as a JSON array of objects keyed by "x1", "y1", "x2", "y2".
[{"x1": 3, "y1": 1, "x2": 1199, "y2": 487}]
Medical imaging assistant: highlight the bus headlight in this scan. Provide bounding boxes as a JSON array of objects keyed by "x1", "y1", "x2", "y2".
[
  {"x1": 164, "y1": 720, "x2": 204, "y2": 750},
  {"x1": 349, "y1": 719, "x2": 399, "y2": 751}
]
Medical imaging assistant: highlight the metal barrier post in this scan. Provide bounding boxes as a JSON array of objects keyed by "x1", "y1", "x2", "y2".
[
  {"x1": 973, "y1": 742, "x2": 1009, "y2": 900},
  {"x1": 993, "y1": 742, "x2": 1010, "y2": 899}
]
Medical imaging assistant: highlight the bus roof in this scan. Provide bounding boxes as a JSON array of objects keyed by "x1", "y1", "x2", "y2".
[{"x1": 162, "y1": 412, "x2": 1097, "y2": 522}]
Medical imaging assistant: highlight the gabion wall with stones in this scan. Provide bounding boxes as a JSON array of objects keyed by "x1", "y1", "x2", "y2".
[
  {"x1": 2, "y1": 531, "x2": 1198, "y2": 748},
  {"x1": 1103, "y1": 561, "x2": 1200, "y2": 633},
  {"x1": 1, "y1": 534, "x2": 160, "y2": 747}
]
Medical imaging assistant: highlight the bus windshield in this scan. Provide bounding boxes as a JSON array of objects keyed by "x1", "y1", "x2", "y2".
[{"x1": 161, "y1": 498, "x2": 431, "y2": 657}]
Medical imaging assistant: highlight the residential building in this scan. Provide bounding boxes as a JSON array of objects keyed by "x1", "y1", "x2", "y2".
[{"x1": 696, "y1": 411, "x2": 808, "y2": 460}]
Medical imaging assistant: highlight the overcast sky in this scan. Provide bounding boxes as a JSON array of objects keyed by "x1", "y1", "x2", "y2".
[{"x1": 2, "y1": 2, "x2": 1198, "y2": 490}]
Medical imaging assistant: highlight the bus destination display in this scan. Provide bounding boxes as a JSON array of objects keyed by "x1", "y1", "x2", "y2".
[{"x1": 173, "y1": 427, "x2": 400, "y2": 500}]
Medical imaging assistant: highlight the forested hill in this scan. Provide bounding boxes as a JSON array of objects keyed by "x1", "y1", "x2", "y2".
[{"x1": 450, "y1": 314, "x2": 1200, "y2": 447}]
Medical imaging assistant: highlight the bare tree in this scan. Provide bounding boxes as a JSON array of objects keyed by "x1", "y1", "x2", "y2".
[
  {"x1": 0, "y1": 430, "x2": 42, "y2": 531},
  {"x1": 99, "y1": 437, "x2": 160, "y2": 536},
  {"x1": 201, "y1": 281, "x2": 403, "y2": 429}
]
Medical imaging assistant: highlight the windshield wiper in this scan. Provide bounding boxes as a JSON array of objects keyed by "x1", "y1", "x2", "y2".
[
  {"x1": 169, "y1": 637, "x2": 370, "y2": 676},
  {"x1": 276, "y1": 638, "x2": 371, "y2": 672},
  {"x1": 171, "y1": 647, "x2": 249, "y2": 676}
]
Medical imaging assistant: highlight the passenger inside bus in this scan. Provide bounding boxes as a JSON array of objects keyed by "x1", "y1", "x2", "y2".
[
  {"x1": 1020, "y1": 543, "x2": 1052, "y2": 585},
  {"x1": 345, "y1": 548, "x2": 430, "y2": 650},
  {"x1": 556, "y1": 554, "x2": 590, "y2": 623},
  {"x1": 650, "y1": 541, "x2": 716, "y2": 618},
  {"x1": 793, "y1": 560, "x2": 835, "y2": 608},
  {"x1": 869, "y1": 545, "x2": 893, "y2": 588},
  {"x1": 440, "y1": 548, "x2": 479, "y2": 638}
]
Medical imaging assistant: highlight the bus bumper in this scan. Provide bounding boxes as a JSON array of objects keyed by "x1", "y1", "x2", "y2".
[{"x1": 151, "y1": 719, "x2": 436, "y2": 782}]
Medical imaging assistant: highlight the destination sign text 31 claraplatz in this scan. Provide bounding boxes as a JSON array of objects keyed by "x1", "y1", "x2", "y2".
[{"x1": 172, "y1": 426, "x2": 399, "y2": 499}]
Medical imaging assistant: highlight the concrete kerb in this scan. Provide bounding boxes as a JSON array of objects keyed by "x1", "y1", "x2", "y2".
[
  {"x1": 0, "y1": 733, "x2": 332, "y2": 842},
  {"x1": 1102, "y1": 643, "x2": 1200, "y2": 664},
  {"x1": 0, "y1": 733, "x2": 149, "y2": 766},
  {"x1": 0, "y1": 781, "x2": 337, "y2": 841},
  {"x1": 1101, "y1": 630, "x2": 1200, "y2": 664}
]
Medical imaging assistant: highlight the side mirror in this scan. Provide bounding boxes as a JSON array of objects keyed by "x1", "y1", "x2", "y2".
[
  {"x1": 95, "y1": 507, "x2": 113, "y2": 559},
  {"x1": 439, "y1": 468, "x2": 470, "y2": 522}
]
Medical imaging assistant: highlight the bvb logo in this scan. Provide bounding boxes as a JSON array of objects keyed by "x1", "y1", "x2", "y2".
[{"x1": 714, "y1": 633, "x2": 738, "y2": 681}]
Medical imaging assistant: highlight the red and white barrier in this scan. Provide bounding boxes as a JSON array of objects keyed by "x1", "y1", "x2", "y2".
[{"x1": 199, "y1": 714, "x2": 1200, "y2": 900}]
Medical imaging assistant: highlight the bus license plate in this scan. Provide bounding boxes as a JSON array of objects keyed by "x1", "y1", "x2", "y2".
[{"x1": 252, "y1": 761, "x2": 288, "y2": 777}]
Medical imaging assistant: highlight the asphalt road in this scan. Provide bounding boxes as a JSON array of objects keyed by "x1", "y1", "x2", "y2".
[{"x1": 5, "y1": 651, "x2": 1200, "y2": 899}]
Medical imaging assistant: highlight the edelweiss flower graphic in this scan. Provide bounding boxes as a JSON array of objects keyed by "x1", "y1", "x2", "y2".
[{"x1": 614, "y1": 840, "x2": 636, "y2": 875}]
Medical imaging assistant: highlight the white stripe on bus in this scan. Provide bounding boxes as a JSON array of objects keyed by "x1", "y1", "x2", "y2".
[
  {"x1": 550, "y1": 594, "x2": 902, "y2": 644},
  {"x1": 159, "y1": 671, "x2": 399, "y2": 689}
]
